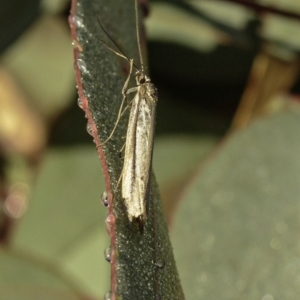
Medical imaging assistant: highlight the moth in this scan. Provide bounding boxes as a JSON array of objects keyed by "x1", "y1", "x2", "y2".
[
  {"x1": 99, "y1": 0, "x2": 157, "y2": 228},
  {"x1": 122, "y1": 68, "x2": 157, "y2": 225}
]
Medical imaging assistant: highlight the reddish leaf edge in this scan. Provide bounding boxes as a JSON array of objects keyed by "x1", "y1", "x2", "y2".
[{"x1": 69, "y1": 1, "x2": 117, "y2": 299}]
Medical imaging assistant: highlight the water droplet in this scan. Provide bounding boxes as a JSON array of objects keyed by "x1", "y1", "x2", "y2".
[
  {"x1": 77, "y1": 59, "x2": 87, "y2": 73},
  {"x1": 72, "y1": 15, "x2": 83, "y2": 27},
  {"x1": 104, "y1": 246, "x2": 112, "y2": 262},
  {"x1": 155, "y1": 258, "x2": 164, "y2": 268},
  {"x1": 86, "y1": 123, "x2": 93, "y2": 136},
  {"x1": 104, "y1": 291, "x2": 113, "y2": 300},
  {"x1": 77, "y1": 98, "x2": 83, "y2": 109},
  {"x1": 101, "y1": 191, "x2": 109, "y2": 207}
]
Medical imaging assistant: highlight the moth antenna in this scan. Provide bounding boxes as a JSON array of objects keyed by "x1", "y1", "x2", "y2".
[
  {"x1": 135, "y1": 0, "x2": 144, "y2": 73},
  {"x1": 97, "y1": 17, "x2": 139, "y2": 70}
]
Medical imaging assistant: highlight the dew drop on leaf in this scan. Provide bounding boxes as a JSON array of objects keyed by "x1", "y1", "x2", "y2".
[
  {"x1": 155, "y1": 257, "x2": 165, "y2": 268},
  {"x1": 101, "y1": 191, "x2": 109, "y2": 207},
  {"x1": 77, "y1": 97, "x2": 83, "y2": 109},
  {"x1": 77, "y1": 58, "x2": 87, "y2": 73},
  {"x1": 104, "y1": 291, "x2": 113, "y2": 300},
  {"x1": 72, "y1": 15, "x2": 83, "y2": 28},
  {"x1": 104, "y1": 246, "x2": 112, "y2": 262},
  {"x1": 86, "y1": 123, "x2": 93, "y2": 136}
]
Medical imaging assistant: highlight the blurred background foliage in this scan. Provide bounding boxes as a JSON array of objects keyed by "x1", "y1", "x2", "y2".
[{"x1": 0, "y1": 0, "x2": 300, "y2": 299}]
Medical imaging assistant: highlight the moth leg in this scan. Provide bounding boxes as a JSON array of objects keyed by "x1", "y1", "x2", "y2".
[
  {"x1": 126, "y1": 86, "x2": 138, "y2": 95},
  {"x1": 117, "y1": 141, "x2": 126, "y2": 162},
  {"x1": 102, "y1": 59, "x2": 134, "y2": 145},
  {"x1": 102, "y1": 104, "x2": 129, "y2": 144},
  {"x1": 121, "y1": 58, "x2": 134, "y2": 98},
  {"x1": 113, "y1": 167, "x2": 124, "y2": 195},
  {"x1": 119, "y1": 141, "x2": 126, "y2": 153}
]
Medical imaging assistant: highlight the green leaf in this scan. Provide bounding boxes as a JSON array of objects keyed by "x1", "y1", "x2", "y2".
[
  {"x1": 69, "y1": 0, "x2": 184, "y2": 299},
  {"x1": 0, "y1": 247, "x2": 87, "y2": 300},
  {"x1": 12, "y1": 146, "x2": 109, "y2": 297},
  {"x1": 172, "y1": 109, "x2": 300, "y2": 299}
]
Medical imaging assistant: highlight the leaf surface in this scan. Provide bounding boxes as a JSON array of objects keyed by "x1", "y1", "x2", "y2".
[
  {"x1": 172, "y1": 109, "x2": 300, "y2": 299},
  {"x1": 69, "y1": 0, "x2": 184, "y2": 298}
]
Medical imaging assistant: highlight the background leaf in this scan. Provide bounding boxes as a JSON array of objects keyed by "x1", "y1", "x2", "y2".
[
  {"x1": 0, "y1": 247, "x2": 91, "y2": 300},
  {"x1": 12, "y1": 146, "x2": 109, "y2": 296},
  {"x1": 172, "y1": 109, "x2": 300, "y2": 300}
]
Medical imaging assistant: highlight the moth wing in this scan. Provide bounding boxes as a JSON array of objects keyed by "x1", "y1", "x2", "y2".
[
  {"x1": 135, "y1": 93, "x2": 157, "y2": 207},
  {"x1": 122, "y1": 92, "x2": 140, "y2": 200},
  {"x1": 122, "y1": 83, "x2": 157, "y2": 222}
]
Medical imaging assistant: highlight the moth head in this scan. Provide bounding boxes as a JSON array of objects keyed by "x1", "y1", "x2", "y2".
[{"x1": 135, "y1": 70, "x2": 150, "y2": 85}]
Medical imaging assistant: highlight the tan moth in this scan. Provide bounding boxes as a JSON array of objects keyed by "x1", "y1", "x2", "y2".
[{"x1": 100, "y1": 0, "x2": 157, "y2": 228}]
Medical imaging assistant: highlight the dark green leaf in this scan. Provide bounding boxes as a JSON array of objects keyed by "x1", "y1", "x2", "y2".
[{"x1": 69, "y1": 0, "x2": 184, "y2": 298}]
